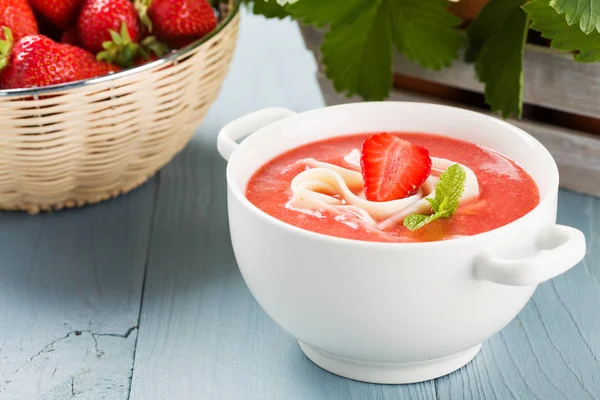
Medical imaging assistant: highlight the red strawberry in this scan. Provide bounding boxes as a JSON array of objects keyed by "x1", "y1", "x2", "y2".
[
  {"x1": 0, "y1": 0, "x2": 38, "y2": 43},
  {"x1": 28, "y1": 0, "x2": 82, "y2": 29},
  {"x1": 134, "y1": 53, "x2": 158, "y2": 66},
  {"x1": 77, "y1": 0, "x2": 140, "y2": 54},
  {"x1": 360, "y1": 133, "x2": 432, "y2": 202},
  {"x1": 0, "y1": 34, "x2": 82, "y2": 89},
  {"x1": 137, "y1": 0, "x2": 217, "y2": 48},
  {"x1": 63, "y1": 44, "x2": 121, "y2": 78},
  {"x1": 60, "y1": 25, "x2": 80, "y2": 45}
]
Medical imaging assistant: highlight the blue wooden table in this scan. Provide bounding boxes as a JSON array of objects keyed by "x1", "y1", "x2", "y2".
[{"x1": 1, "y1": 11, "x2": 599, "y2": 400}]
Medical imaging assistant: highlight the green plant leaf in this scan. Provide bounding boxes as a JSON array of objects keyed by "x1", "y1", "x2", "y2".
[
  {"x1": 389, "y1": 0, "x2": 464, "y2": 70},
  {"x1": 248, "y1": 0, "x2": 463, "y2": 102},
  {"x1": 321, "y1": 0, "x2": 392, "y2": 100},
  {"x1": 466, "y1": 0, "x2": 528, "y2": 119},
  {"x1": 525, "y1": 0, "x2": 600, "y2": 62},
  {"x1": 550, "y1": 0, "x2": 600, "y2": 34},
  {"x1": 287, "y1": 0, "x2": 368, "y2": 27},
  {"x1": 465, "y1": 0, "x2": 527, "y2": 62},
  {"x1": 403, "y1": 164, "x2": 466, "y2": 231},
  {"x1": 244, "y1": 0, "x2": 289, "y2": 19}
]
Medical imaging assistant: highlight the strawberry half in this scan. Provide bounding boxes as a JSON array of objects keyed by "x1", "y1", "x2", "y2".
[{"x1": 360, "y1": 133, "x2": 432, "y2": 202}]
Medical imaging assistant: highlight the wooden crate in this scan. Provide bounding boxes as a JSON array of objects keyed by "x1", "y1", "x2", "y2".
[{"x1": 300, "y1": 25, "x2": 600, "y2": 198}]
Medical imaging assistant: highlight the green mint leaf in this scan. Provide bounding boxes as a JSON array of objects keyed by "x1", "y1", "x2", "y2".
[
  {"x1": 403, "y1": 164, "x2": 466, "y2": 231},
  {"x1": 321, "y1": 0, "x2": 393, "y2": 100},
  {"x1": 433, "y1": 164, "x2": 467, "y2": 216},
  {"x1": 425, "y1": 197, "x2": 440, "y2": 213},
  {"x1": 390, "y1": 0, "x2": 464, "y2": 70},
  {"x1": 244, "y1": 0, "x2": 289, "y2": 19},
  {"x1": 287, "y1": 0, "x2": 368, "y2": 27},
  {"x1": 403, "y1": 213, "x2": 441, "y2": 231},
  {"x1": 466, "y1": 0, "x2": 528, "y2": 119},
  {"x1": 550, "y1": 0, "x2": 600, "y2": 34},
  {"x1": 525, "y1": 0, "x2": 600, "y2": 62}
]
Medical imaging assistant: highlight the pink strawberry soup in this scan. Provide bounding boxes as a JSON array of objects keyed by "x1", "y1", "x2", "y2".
[{"x1": 245, "y1": 133, "x2": 540, "y2": 243}]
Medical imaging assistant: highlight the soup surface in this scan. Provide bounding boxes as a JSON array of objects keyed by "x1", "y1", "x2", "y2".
[{"x1": 246, "y1": 133, "x2": 540, "y2": 243}]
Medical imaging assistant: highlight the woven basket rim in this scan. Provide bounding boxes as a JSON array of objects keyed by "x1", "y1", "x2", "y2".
[{"x1": 0, "y1": 0, "x2": 241, "y2": 98}]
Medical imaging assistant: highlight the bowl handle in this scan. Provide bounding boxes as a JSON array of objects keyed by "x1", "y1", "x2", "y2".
[
  {"x1": 217, "y1": 108, "x2": 297, "y2": 161},
  {"x1": 474, "y1": 225, "x2": 586, "y2": 286}
]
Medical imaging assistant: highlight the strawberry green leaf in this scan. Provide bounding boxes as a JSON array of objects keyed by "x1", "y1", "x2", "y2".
[
  {"x1": 525, "y1": 0, "x2": 600, "y2": 62},
  {"x1": 0, "y1": 26, "x2": 13, "y2": 71},
  {"x1": 321, "y1": 0, "x2": 392, "y2": 100},
  {"x1": 404, "y1": 164, "x2": 466, "y2": 231},
  {"x1": 389, "y1": 0, "x2": 464, "y2": 70},
  {"x1": 550, "y1": 0, "x2": 600, "y2": 34},
  {"x1": 141, "y1": 36, "x2": 169, "y2": 58},
  {"x1": 109, "y1": 29, "x2": 123, "y2": 45},
  {"x1": 98, "y1": 22, "x2": 141, "y2": 68},
  {"x1": 466, "y1": 0, "x2": 528, "y2": 118}
]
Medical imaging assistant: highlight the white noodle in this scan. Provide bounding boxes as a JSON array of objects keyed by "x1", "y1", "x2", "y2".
[{"x1": 286, "y1": 150, "x2": 480, "y2": 231}]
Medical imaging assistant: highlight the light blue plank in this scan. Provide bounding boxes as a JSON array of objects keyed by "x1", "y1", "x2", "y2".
[
  {"x1": 435, "y1": 191, "x2": 600, "y2": 399},
  {"x1": 129, "y1": 10, "x2": 436, "y2": 400},
  {"x1": 0, "y1": 181, "x2": 157, "y2": 400}
]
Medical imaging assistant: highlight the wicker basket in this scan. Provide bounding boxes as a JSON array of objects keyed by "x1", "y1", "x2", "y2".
[{"x1": 0, "y1": 0, "x2": 240, "y2": 214}]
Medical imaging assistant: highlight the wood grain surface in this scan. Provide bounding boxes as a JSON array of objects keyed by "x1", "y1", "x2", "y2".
[
  {"x1": 299, "y1": 25, "x2": 600, "y2": 119},
  {"x1": 0, "y1": 10, "x2": 598, "y2": 400},
  {"x1": 0, "y1": 181, "x2": 157, "y2": 400}
]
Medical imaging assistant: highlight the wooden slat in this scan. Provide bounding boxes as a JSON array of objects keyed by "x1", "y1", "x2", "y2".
[
  {"x1": 316, "y1": 73, "x2": 600, "y2": 197},
  {"x1": 300, "y1": 26, "x2": 600, "y2": 119},
  {"x1": 0, "y1": 180, "x2": 157, "y2": 400}
]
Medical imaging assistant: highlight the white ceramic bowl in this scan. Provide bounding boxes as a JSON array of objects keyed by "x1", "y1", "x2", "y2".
[{"x1": 217, "y1": 102, "x2": 586, "y2": 384}]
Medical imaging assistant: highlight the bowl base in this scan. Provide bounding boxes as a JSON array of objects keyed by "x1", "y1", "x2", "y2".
[{"x1": 298, "y1": 341, "x2": 482, "y2": 384}]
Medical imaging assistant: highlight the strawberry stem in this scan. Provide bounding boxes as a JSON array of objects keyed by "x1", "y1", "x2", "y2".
[{"x1": 0, "y1": 26, "x2": 13, "y2": 71}]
